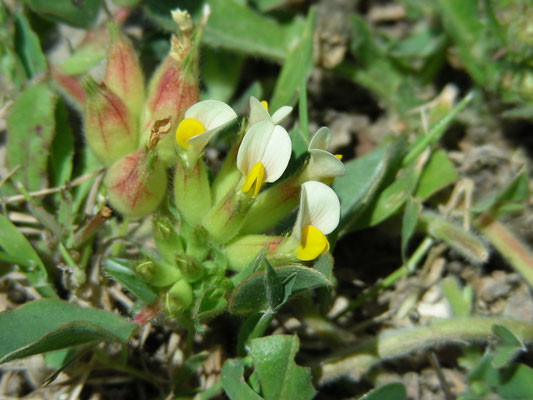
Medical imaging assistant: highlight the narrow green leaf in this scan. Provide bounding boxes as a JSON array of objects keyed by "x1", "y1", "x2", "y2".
[
  {"x1": 14, "y1": 11, "x2": 46, "y2": 78},
  {"x1": 0, "y1": 299, "x2": 136, "y2": 364},
  {"x1": 103, "y1": 258, "x2": 158, "y2": 304},
  {"x1": 333, "y1": 138, "x2": 406, "y2": 232},
  {"x1": 264, "y1": 261, "x2": 283, "y2": 310},
  {"x1": 0, "y1": 214, "x2": 57, "y2": 298},
  {"x1": 49, "y1": 99, "x2": 74, "y2": 187},
  {"x1": 414, "y1": 149, "x2": 457, "y2": 200},
  {"x1": 401, "y1": 197, "x2": 421, "y2": 266},
  {"x1": 230, "y1": 265, "x2": 331, "y2": 314},
  {"x1": 270, "y1": 7, "x2": 315, "y2": 111},
  {"x1": 25, "y1": 0, "x2": 101, "y2": 28},
  {"x1": 250, "y1": 335, "x2": 315, "y2": 400},
  {"x1": 221, "y1": 358, "x2": 264, "y2": 400},
  {"x1": 441, "y1": 276, "x2": 472, "y2": 317},
  {"x1": 472, "y1": 168, "x2": 529, "y2": 217},
  {"x1": 492, "y1": 324, "x2": 526, "y2": 369},
  {"x1": 6, "y1": 83, "x2": 56, "y2": 193},
  {"x1": 361, "y1": 383, "x2": 407, "y2": 400},
  {"x1": 355, "y1": 162, "x2": 420, "y2": 229},
  {"x1": 203, "y1": 0, "x2": 302, "y2": 61},
  {"x1": 313, "y1": 253, "x2": 333, "y2": 281}
]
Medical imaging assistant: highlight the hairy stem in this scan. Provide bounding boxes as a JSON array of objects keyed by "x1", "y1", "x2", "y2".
[{"x1": 315, "y1": 317, "x2": 533, "y2": 385}]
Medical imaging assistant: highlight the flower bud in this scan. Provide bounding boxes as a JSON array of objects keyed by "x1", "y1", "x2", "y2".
[
  {"x1": 177, "y1": 255, "x2": 203, "y2": 282},
  {"x1": 165, "y1": 278, "x2": 193, "y2": 315},
  {"x1": 140, "y1": 35, "x2": 199, "y2": 164},
  {"x1": 51, "y1": 67, "x2": 86, "y2": 109},
  {"x1": 83, "y1": 78, "x2": 138, "y2": 166},
  {"x1": 136, "y1": 260, "x2": 182, "y2": 287},
  {"x1": 104, "y1": 23, "x2": 145, "y2": 119},
  {"x1": 225, "y1": 235, "x2": 283, "y2": 271},
  {"x1": 105, "y1": 149, "x2": 167, "y2": 217}
]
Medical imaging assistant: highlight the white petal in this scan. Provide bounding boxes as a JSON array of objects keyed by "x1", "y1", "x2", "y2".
[
  {"x1": 185, "y1": 100, "x2": 237, "y2": 153},
  {"x1": 297, "y1": 181, "x2": 340, "y2": 237},
  {"x1": 308, "y1": 127, "x2": 331, "y2": 151},
  {"x1": 185, "y1": 100, "x2": 237, "y2": 131},
  {"x1": 236, "y1": 121, "x2": 291, "y2": 183},
  {"x1": 259, "y1": 125, "x2": 291, "y2": 182},
  {"x1": 304, "y1": 149, "x2": 345, "y2": 180},
  {"x1": 237, "y1": 120, "x2": 275, "y2": 176},
  {"x1": 248, "y1": 96, "x2": 271, "y2": 127},
  {"x1": 271, "y1": 106, "x2": 293, "y2": 124}
]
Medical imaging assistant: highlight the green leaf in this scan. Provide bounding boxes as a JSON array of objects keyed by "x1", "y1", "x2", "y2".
[
  {"x1": 499, "y1": 364, "x2": 533, "y2": 400},
  {"x1": 6, "y1": 83, "x2": 56, "y2": 193},
  {"x1": 264, "y1": 261, "x2": 283, "y2": 310},
  {"x1": 270, "y1": 7, "x2": 314, "y2": 111},
  {"x1": 25, "y1": 0, "x2": 101, "y2": 28},
  {"x1": 249, "y1": 335, "x2": 315, "y2": 400},
  {"x1": 0, "y1": 214, "x2": 57, "y2": 298},
  {"x1": 60, "y1": 44, "x2": 106, "y2": 76},
  {"x1": 0, "y1": 299, "x2": 136, "y2": 364},
  {"x1": 14, "y1": 11, "x2": 46, "y2": 78},
  {"x1": 414, "y1": 149, "x2": 457, "y2": 200},
  {"x1": 201, "y1": 48, "x2": 244, "y2": 103},
  {"x1": 354, "y1": 161, "x2": 420, "y2": 230},
  {"x1": 361, "y1": 383, "x2": 407, "y2": 400},
  {"x1": 440, "y1": 276, "x2": 472, "y2": 317},
  {"x1": 203, "y1": 0, "x2": 303, "y2": 61},
  {"x1": 221, "y1": 358, "x2": 264, "y2": 400},
  {"x1": 49, "y1": 99, "x2": 74, "y2": 187},
  {"x1": 103, "y1": 258, "x2": 158, "y2": 304},
  {"x1": 401, "y1": 197, "x2": 421, "y2": 265},
  {"x1": 230, "y1": 265, "x2": 331, "y2": 314},
  {"x1": 491, "y1": 325, "x2": 526, "y2": 369},
  {"x1": 472, "y1": 168, "x2": 529, "y2": 217},
  {"x1": 333, "y1": 138, "x2": 406, "y2": 232},
  {"x1": 313, "y1": 253, "x2": 333, "y2": 282}
]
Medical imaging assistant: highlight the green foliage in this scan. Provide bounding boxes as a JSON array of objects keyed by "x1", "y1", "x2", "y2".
[
  {"x1": 0, "y1": 214, "x2": 57, "y2": 298},
  {"x1": 0, "y1": 299, "x2": 136, "y2": 364},
  {"x1": 229, "y1": 264, "x2": 332, "y2": 314},
  {"x1": 6, "y1": 83, "x2": 56, "y2": 194},
  {"x1": 414, "y1": 149, "x2": 457, "y2": 200},
  {"x1": 270, "y1": 7, "x2": 314, "y2": 111},
  {"x1": 103, "y1": 258, "x2": 158, "y2": 304},
  {"x1": 249, "y1": 335, "x2": 316, "y2": 400},
  {"x1": 222, "y1": 335, "x2": 315, "y2": 400},
  {"x1": 361, "y1": 383, "x2": 407, "y2": 400},
  {"x1": 14, "y1": 11, "x2": 46, "y2": 78},
  {"x1": 25, "y1": 0, "x2": 101, "y2": 28}
]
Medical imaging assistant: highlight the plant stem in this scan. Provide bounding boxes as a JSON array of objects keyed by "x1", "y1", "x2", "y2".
[
  {"x1": 402, "y1": 91, "x2": 474, "y2": 167},
  {"x1": 331, "y1": 237, "x2": 434, "y2": 320},
  {"x1": 315, "y1": 316, "x2": 533, "y2": 385},
  {"x1": 475, "y1": 213, "x2": 533, "y2": 288}
]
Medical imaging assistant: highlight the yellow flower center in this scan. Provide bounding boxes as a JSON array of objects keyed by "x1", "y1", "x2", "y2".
[
  {"x1": 176, "y1": 118, "x2": 206, "y2": 149},
  {"x1": 297, "y1": 225, "x2": 330, "y2": 261},
  {"x1": 242, "y1": 161, "x2": 265, "y2": 198},
  {"x1": 260, "y1": 100, "x2": 269, "y2": 112}
]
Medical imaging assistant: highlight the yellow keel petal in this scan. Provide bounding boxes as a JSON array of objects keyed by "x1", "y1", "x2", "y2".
[
  {"x1": 242, "y1": 161, "x2": 265, "y2": 198},
  {"x1": 176, "y1": 118, "x2": 206, "y2": 149},
  {"x1": 297, "y1": 225, "x2": 330, "y2": 261}
]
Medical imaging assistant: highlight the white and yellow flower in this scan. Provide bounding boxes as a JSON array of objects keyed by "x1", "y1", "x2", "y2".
[
  {"x1": 175, "y1": 99, "x2": 237, "y2": 160},
  {"x1": 248, "y1": 96, "x2": 292, "y2": 127},
  {"x1": 236, "y1": 120, "x2": 292, "y2": 198},
  {"x1": 291, "y1": 181, "x2": 340, "y2": 261},
  {"x1": 299, "y1": 127, "x2": 345, "y2": 183}
]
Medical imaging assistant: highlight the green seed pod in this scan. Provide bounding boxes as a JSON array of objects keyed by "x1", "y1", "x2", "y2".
[
  {"x1": 105, "y1": 149, "x2": 167, "y2": 217},
  {"x1": 83, "y1": 78, "x2": 138, "y2": 166}
]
